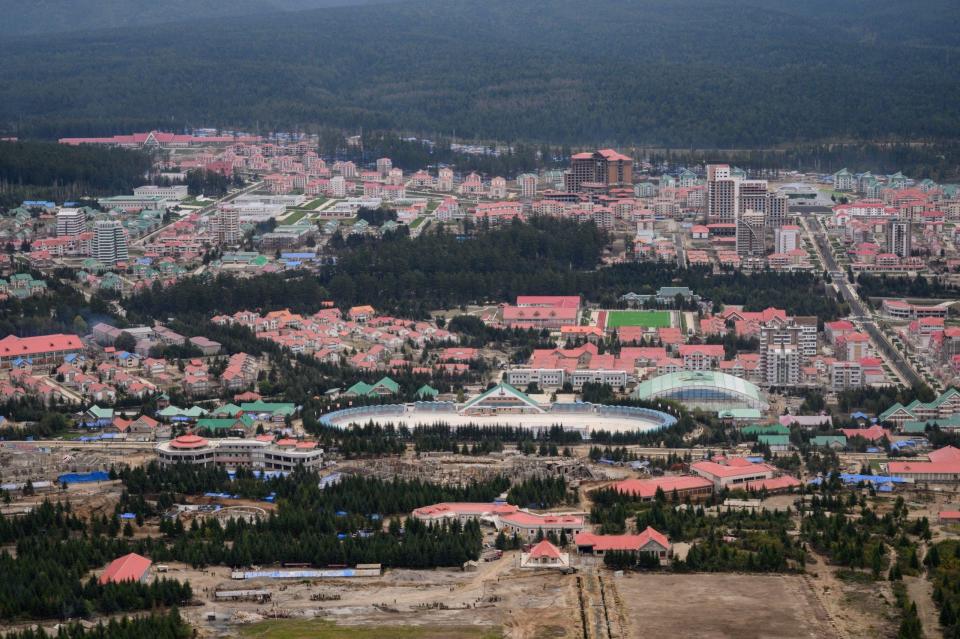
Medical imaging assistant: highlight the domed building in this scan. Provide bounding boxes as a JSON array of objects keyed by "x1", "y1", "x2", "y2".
[{"x1": 632, "y1": 371, "x2": 768, "y2": 412}]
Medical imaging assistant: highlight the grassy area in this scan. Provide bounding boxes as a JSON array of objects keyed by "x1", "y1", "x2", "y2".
[
  {"x1": 239, "y1": 620, "x2": 502, "y2": 639},
  {"x1": 606, "y1": 310, "x2": 671, "y2": 328},
  {"x1": 410, "y1": 216, "x2": 426, "y2": 229},
  {"x1": 280, "y1": 210, "x2": 308, "y2": 225},
  {"x1": 301, "y1": 197, "x2": 328, "y2": 210}
]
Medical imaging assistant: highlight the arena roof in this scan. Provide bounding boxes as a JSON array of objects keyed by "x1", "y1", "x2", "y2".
[{"x1": 633, "y1": 371, "x2": 766, "y2": 409}]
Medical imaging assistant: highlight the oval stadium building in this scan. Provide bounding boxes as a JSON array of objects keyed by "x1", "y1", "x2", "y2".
[{"x1": 632, "y1": 371, "x2": 768, "y2": 412}]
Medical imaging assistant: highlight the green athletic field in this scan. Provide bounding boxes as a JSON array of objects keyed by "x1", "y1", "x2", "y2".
[{"x1": 605, "y1": 310, "x2": 672, "y2": 328}]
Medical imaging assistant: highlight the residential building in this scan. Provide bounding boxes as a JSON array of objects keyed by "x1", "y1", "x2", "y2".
[
  {"x1": 735, "y1": 209, "x2": 766, "y2": 257},
  {"x1": 830, "y1": 360, "x2": 863, "y2": 390},
  {"x1": 834, "y1": 168, "x2": 854, "y2": 192},
  {"x1": 56, "y1": 208, "x2": 86, "y2": 236},
  {"x1": 775, "y1": 225, "x2": 800, "y2": 254},
  {"x1": 214, "y1": 207, "x2": 240, "y2": 244},
  {"x1": 887, "y1": 219, "x2": 912, "y2": 258},
  {"x1": 437, "y1": 168, "x2": 454, "y2": 192},
  {"x1": 707, "y1": 164, "x2": 739, "y2": 224},
  {"x1": 517, "y1": 173, "x2": 537, "y2": 198},
  {"x1": 93, "y1": 220, "x2": 129, "y2": 265},
  {"x1": 489, "y1": 177, "x2": 507, "y2": 199}
]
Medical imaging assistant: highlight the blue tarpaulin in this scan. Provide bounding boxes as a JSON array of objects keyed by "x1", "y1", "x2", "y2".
[{"x1": 58, "y1": 471, "x2": 109, "y2": 484}]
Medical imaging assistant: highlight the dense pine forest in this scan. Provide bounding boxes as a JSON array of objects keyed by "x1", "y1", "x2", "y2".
[
  {"x1": 0, "y1": 0, "x2": 957, "y2": 149},
  {"x1": 125, "y1": 219, "x2": 846, "y2": 320},
  {"x1": 0, "y1": 142, "x2": 151, "y2": 208}
]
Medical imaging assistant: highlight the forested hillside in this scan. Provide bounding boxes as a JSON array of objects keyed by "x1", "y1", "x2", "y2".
[
  {"x1": 0, "y1": 141, "x2": 152, "y2": 208},
  {"x1": 0, "y1": 0, "x2": 394, "y2": 36},
  {"x1": 0, "y1": 0, "x2": 957, "y2": 147}
]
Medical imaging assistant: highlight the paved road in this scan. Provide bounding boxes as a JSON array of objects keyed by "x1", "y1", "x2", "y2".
[
  {"x1": 674, "y1": 232, "x2": 686, "y2": 268},
  {"x1": 133, "y1": 180, "x2": 264, "y2": 247},
  {"x1": 803, "y1": 217, "x2": 923, "y2": 387}
]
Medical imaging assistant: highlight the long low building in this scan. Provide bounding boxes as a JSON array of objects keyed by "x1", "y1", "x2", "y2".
[
  {"x1": 690, "y1": 457, "x2": 778, "y2": 490},
  {"x1": 613, "y1": 475, "x2": 714, "y2": 502},
  {"x1": 411, "y1": 502, "x2": 586, "y2": 540},
  {"x1": 0, "y1": 333, "x2": 83, "y2": 368},
  {"x1": 156, "y1": 435, "x2": 323, "y2": 471},
  {"x1": 575, "y1": 528, "x2": 671, "y2": 559},
  {"x1": 887, "y1": 446, "x2": 960, "y2": 482}
]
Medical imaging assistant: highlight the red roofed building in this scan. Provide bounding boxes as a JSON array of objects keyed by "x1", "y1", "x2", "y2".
[
  {"x1": 60, "y1": 131, "x2": 260, "y2": 148},
  {"x1": 575, "y1": 527, "x2": 671, "y2": 559},
  {"x1": 614, "y1": 475, "x2": 714, "y2": 502},
  {"x1": 520, "y1": 539, "x2": 570, "y2": 569},
  {"x1": 743, "y1": 475, "x2": 801, "y2": 494},
  {"x1": 516, "y1": 295, "x2": 581, "y2": 310},
  {"x1": 840, "y1": 425, "x2": 890, "y2": 442},
  {"x1": 0, "y1": 333, "x2": 83, "y2": 368},
  {"x1": 502, "y1": 305, "x2": 579, "y2": 329},
  {"x1": 565, "y1": 150, "x2": 633, "y2": 192},
  {"x1": 690, "y1": 458, "x2": 777, "y2": 490},
  {"x1": 887, "y1": 446, "x2": 960, "y2": 482},
  {"x1": 99, "y1": 553, "x2": 152, "y2": 584}
]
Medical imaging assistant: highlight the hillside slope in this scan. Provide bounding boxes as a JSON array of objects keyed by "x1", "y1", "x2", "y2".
[{"x1": 1, "y1": 0, "x2": 957, "y2": 147}]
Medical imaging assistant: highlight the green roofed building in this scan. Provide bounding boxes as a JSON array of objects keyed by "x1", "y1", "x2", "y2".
[
  {"x1": 371, "y1": 376, "x2": 399, "y2": 395},
  {"x1": 240, "y1": 401, "x2": 296, "y2": 422},
  {"x1": 879, "y1": 388, "x2": 960, "y2": 425},
  {"x1": 742, "y1": 423, "x2": 789, "y2": 437},
  {"x1": 416, "y1": 384, "x2": 439, "y2": 399},
  {"x1": 344, "y1": 377, "x2": 400, "y2": 398},
  {"x1": 212, "y1": 403, "x2": 244, "y2": 417},
  {"x1": 344, "y1": 381, "x2": 373, "y2": 397},
  {"x1": 460, "y1": 382, "x2": 543, "y2": 415},
  {"x1": 810, "y1": 435, "x2": 847, "y2": 449},
  {"x1": 758, "y1": 434, "x2": 791, "y2": 450},
  {"x1": 633, "y1": 371, "x2": 768, "y2": 411},
  {"x1": 901, "y1": 415, "x2": 960, "y2": 433},
  {"x1": 156, "y1": 405, "x2": 208, "y2": 421},
  {"x1": 718, "y1": 408, "x2": 762, "y2": 422},
  {"x1": 196, "y1": 415, "x2": 254, "y2": 433}
]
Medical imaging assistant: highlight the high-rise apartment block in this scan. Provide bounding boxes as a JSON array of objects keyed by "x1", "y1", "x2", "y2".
[
  {"x1": 56, "y1": 208, "x2": 86, "y2": 237},
  {"x1": 735, "y1": 210, "x2": 766, "y2": 257},
  {"x1": 214, "y1": 207, "x2": 240, "y2": 245},
  {"x1": 93, "y1": 220, "x2": 129, "y2": 265},
  {"x1": 564, "y1": 149, "x2": 632, "y2": 192},
  {"x1": 887, "y1": 219, "x2": 912, "y2": 258}
]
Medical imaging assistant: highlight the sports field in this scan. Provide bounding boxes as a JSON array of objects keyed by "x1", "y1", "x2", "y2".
[{"x1": 605, "y1": 310, "x2": 672, "y2": 328}]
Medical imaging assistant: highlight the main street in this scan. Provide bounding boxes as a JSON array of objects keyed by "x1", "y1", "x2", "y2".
[
  {"x1": 133, "y1": 179, "x2": 264, "y2": 247},
  {"x1": 801, "y1": 215, "x2": 924, "y2": 388}
]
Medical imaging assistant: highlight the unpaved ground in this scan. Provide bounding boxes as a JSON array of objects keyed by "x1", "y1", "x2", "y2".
[
  {"x1": 174, "y1": 553, "x2": 579, "y2": 638},
  {"x1": 615, "y1": 573, "x2": 837, "y2": 639},
  {"x1": 805, "y1": 554, "x2": 897, "y2": 639}
]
